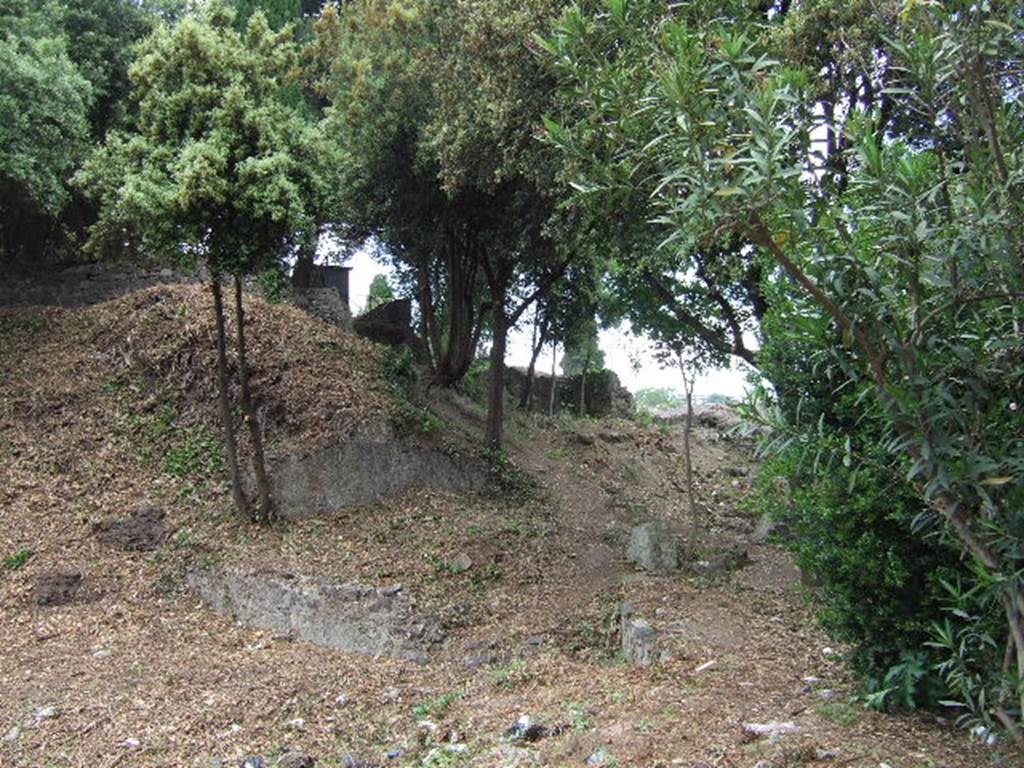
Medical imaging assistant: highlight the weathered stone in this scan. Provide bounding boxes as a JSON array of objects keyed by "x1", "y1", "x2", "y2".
[
  {"x1": 695, "y1": 403, "x2": 740, "y2": 431},
  {"x1": 742, "y1": 721, "x2": 800, "y2": 739},
  {"x1": 465, "y1": 652, "x2": 497, "y2": 669},
  {"x1": 187, "y1": 569, "x2": 444, "y2": 661},
  {"x1": 252, "y1": 438, "x2": 487, "y2": 519},
  {"x1": 625, "y1": 522, "x2": 680, "y2": 573},
  {"x1": 620, "y1": 604, "x2": 670, "y2": 666},
  {"x1": 94, "y1": 507, "x2": 168, "y2": 551},
  {"x1": 275, "y1": 753, "x2": 316, "y2": 768},
  {"x1": 32, "y1": 571, "x2": 82, "y2": 606},
  {"x1": 489, "y1": 366, "x2": 634, "y2": 418}
]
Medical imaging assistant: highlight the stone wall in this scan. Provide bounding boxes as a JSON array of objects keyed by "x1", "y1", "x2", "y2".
[
  {"x1": 252, "y1": 436, "x2": 487, "y2": 519},
  {"x1": 0, "y1": 260, "x2": 354, "y2": 330},
  {"x1": 500, "y1": 366, "x2": 635, "y2": 419},
  {"x1": 0, "y1": 262, "x2": 200, "y2": 308},
  {"x1": 187, "y1": 568, "x2": 444, "y2": 661}
]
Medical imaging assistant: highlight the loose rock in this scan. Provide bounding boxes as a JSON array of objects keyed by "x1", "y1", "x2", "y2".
[
  {"x1": 275, "y1": 753, "x2": 316, "y2": 768},
  {"x1": 620, "y1": 604, "x2": 670, "y2": 666},
  {"x1": 625, "y1": 522, "x2": 680, "y2": 573}
]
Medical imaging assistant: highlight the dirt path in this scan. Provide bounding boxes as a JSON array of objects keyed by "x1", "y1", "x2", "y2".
[{"x1": 0, "y1": 295, "x2": 1012, "y2": 768}]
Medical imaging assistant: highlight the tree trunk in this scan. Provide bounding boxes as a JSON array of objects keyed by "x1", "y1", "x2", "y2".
[
  {"x1": 679, "y1": 358, "x2": 699, "y2": 556},
  {"x1": 520, "y1": 314, "x2": 547, "y2": 410},
  {"x1": 234, "y1": 276, "x2": 274, "y2": 523},
  {"x1": 548, "y1": 341, "x2": 558, "y2": 417},
  {"x1": 578, "y1": 349, "x2": 591, "y2": 416},
  {"x1": 210, "y1": 276, "x2": 248, "y2": 518},
  {"x1": 486, "y1": 298, "x2": 508, "y2": 448}
]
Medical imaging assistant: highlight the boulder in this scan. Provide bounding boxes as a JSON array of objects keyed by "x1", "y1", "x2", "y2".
[{"x1": 625, "y1": 522, "x2": 680, "y2": 573}]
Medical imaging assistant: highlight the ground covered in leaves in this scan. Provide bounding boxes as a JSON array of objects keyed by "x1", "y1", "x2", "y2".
[{"x1": 0, "y1": 286, "x2": 1013, "y2": 767}]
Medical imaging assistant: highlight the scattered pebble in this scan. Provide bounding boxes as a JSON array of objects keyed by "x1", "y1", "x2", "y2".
[
  {"x1": 743, "y1": 721, "x2": 800, "y2": 738},
  {"x1": 3, "y1": 725, "x2": 21, "y2": 743},
  {"x1": 693, "y1": 659, "x2": 717, "y2": 674},
  {"x1": 586, "y1": 747, "x2": 612, "y2": 766},
  {"x1": 118, "y1": 737, "x2": 141, "y2": 749},
  {"x1": 286, "y1": 717, "x2": 305, "y2": 729},
  {"x1": 34, "y1": 706, "x2": 58, "y2": 722}
]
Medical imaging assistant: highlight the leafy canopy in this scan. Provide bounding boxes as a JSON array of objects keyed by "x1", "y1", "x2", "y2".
[{"x1": 79, "y1": 1, "x2": 337, "y2": 275}]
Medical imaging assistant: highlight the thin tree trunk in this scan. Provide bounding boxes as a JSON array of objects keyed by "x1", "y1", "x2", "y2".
[
  {"x1": 679, "y1": 359, "x2": 699, "y2": 557},
  {"x1": 521, "y1": 313, "x2": 546, "y2": 410},
  {"x1": 234, "y1": 276, "x2": 274, "y2": 523},
  {"x1": 486, "y1": 297, "x2": 508, "y2": 448},
  {"x1": 548, "y1": 341, "x2": 557, "y2": 417},
  {"x1": 578, "y1": 349, "x2": 591, "y2": 415},
  {"x1": 210, "y1": 276, "x2": 248, "y2": 518}
]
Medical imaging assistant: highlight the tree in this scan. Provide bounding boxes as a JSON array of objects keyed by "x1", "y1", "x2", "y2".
[
  {"x1": 79, "y1": 2, "x2": 335, "y2": 523},
  {"x1": 315, "y1": 0, "x2": 583, "y2": 448},
  {"x1": 0, "y1": 0, "x2": 163, "y2": 263},
  {"x1": 365, "y1": 274, "x2": 395, "y2": 312},
  {"x1": 546, "y1": 0, "x2": 1024, "y2": 735},
  {"x1": 0, "y1": 7, "x2": 91, "y2": 260}
]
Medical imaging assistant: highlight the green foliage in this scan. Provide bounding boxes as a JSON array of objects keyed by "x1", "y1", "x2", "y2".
[
  {"x1": 0, "y1": 5, "x2": 92, "y2": 217},
  {"x1": 365, "y1": 273, "x2": 395, "y2": 312},
  {"x1": 634, "y1": 387, "x2": 685, "y2": 413},
  {"x1": 413, "y1": 691, "x2": 462, "y2": 721},
  {"x1": 79, "y1": 1, "x2": 337, "y2": 277},
  {"x1": 111, "y1": 381, "x2": 223, "y2": 488},
  {"x1": 2, "y1": 548, "x2": 34, "y2": 572},
  {"x1": 548, "y1": 0, "x2": 1024, "y2": 732},
  {"x1": 561, "y1": 325, "x2": 605, "y2": 376},
  {"x1": 0, "y1": 0, "x2": 159, "y2": 261},
  {"x1": 480, "y1": 446, "x2": 536, "y2": 502}
]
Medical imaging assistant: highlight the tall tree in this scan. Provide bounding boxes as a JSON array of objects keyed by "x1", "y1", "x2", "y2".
[
  {"x1": 79, "y1": 2, "x2": 336, "y2": 522},
  {"x1": 316, "y1": 0, "x2": 586, "y2": 447},
  {"x1": 0, "y1": 0, "x2": 161, "y2": 263},
  {"x1": 0, "y1": 2, "x2": 92, "y2": 261},
  {"x1": 546, "y1": 0, "x2": 1024, "y2": 734}
]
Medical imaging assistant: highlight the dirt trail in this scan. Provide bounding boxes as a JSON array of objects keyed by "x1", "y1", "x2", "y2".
[{"x1": 0, "y1": 290, "x2": 1010, "y2": 768}]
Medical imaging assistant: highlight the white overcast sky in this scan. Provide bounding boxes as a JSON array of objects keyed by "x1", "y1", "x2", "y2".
[{"x1": 344, "y1": 248, "x2": 755, "y2": 400}]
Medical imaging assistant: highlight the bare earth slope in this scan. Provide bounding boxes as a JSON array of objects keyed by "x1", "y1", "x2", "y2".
[{"x1": 0, "y1": 287, "x2": 1010, "y2": 767}]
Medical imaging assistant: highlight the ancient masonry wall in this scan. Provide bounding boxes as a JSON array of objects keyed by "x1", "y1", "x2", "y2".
[{"x1": 0, "y1": 261, "x2": 352, "y2": 329}]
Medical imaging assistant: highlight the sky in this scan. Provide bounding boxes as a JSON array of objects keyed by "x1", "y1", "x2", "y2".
[{"x1": 344, "y1": 248, "x2": 757, "y2": 401}]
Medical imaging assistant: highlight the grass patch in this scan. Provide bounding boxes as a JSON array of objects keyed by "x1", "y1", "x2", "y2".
[
  {"x1": 2, "y1": 548, "x2": 33, "y2": 572},
  {"x1": 817, "y1": 699, "x2": 862, "y2": 727},
  {"x1": 108, "y1": 379, "x2": 223, "y2": 494},
  {"x1": 413, "y1": 691, "x2": 463, "y2": 721},
  {"x1": 0, "y1": 314, "x2": 48, "y2": 355}
]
